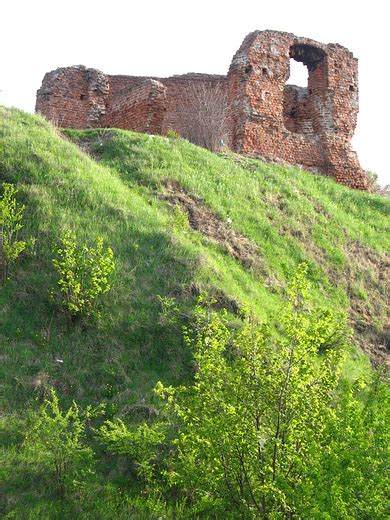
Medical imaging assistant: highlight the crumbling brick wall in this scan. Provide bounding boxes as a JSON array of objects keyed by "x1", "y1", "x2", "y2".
[
  {"x1": 159, "y1": 74, "x2": 228, "y2": 138},
  {"x1": 36, "y1": 66, "x2": 109, "y2": 128},
  {"x1": 36, "y1": 30, "x2": 367, "y2": 189},
  {"x1": 109, "y1": 79, "x2": 167, "y2": 134}
]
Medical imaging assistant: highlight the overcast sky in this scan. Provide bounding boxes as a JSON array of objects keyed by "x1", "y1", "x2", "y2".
[{"x1": 1, "y1": 0, "x2": 389, "y2": 185}]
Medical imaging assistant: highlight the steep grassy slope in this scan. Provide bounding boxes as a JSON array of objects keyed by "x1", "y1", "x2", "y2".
[
  {"x1": 66, "y1": 126, "x2": 389, "y2": 366},
  {"x1": 0, "y1": 106, "x2": 389, "y2": 515},
  {"x1": 0, "y1": 106, "x2": 389, "y2": 411}
]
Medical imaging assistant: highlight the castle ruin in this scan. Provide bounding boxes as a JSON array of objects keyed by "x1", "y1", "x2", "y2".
[{"x1": 36, "y1": 30, "x2": 368, "y2": 189}]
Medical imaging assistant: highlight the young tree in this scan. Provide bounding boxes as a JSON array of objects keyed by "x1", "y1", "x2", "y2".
[
  {"x1": 0, "y1": 183, "x2": 28, "y2": 282},
  {"x1": 155, "y1": 265, "x2": 347, "y2": 517},
  {"x1": 301, "y1": 373, "x2": 389, "y2": 519},
  {"x1": 99, "y1": 267, "x2": 353, "y2": 516},
  {"x1": 98, "y1": 266, "x2": 388, "y2": 518},
  {"x1": 179, "y1": 82, "x2": 230, "y2": 152},
  {"x1": 23, "y1": 390, "x2": 95, "y2": 498},
  {"x1": 52, "y1": 230, "x2": 115, "y2": 318}
]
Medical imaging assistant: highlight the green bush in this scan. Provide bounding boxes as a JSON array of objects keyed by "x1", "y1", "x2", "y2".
[
  {"x1": 153, "y1": 264, "x2": 347, "y2": 517},
  {"x1": 98, "y1": 419, "x2": 167, "y2": 485},
  {"x1": 0, "y1": 183, "x2": 29, "y2": 282},
  {"x1": 299, "y1": 373, "x2": 389, "y2": 519},
  {"x1": 22, "y1": 390, "x2": 96, "y2": 498},
  {"x1": 52, "y1": 230, "x2": 115, "y2": 317},
  {"x1": 166, "y1": 128, "x2": 180, "y2": 140},
  {"x1": 98, "y1": 266, "x2": 388, "y2": 518}
]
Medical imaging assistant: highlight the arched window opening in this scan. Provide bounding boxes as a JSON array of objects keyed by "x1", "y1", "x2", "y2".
[{"x1": 283, "y1": 44, "x2": 326, "y2": 134}]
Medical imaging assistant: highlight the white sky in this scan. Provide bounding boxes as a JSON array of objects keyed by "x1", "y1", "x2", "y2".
[{"x1": 1, "y1": 0, "x2": 389, "y2": 185}]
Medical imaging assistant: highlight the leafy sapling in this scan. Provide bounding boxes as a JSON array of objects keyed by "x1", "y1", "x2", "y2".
[
  {"x1": 52, "y1": 229, "x2": 115, "y2": 318},
  {"x1": 153, "y1": 264, "x2": 348, "y2": 516},
  {"x1": 23, "y1": 389, "x2": 97, "y2": 498},
  {"x1": 0, "y1": 183, "x2": 31, "y2": 282}
]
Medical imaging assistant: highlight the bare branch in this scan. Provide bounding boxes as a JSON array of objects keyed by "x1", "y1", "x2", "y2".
[{"x1": 180, "y1": 81, "x2": 229, "y2": 152}]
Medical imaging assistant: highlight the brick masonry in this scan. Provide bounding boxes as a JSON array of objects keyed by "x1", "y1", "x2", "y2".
[{"x1": 36, "y1": 30, "x2": 368, "y2": 189}]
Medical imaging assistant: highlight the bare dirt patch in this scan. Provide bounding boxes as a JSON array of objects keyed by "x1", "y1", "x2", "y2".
[
  {"x1": 342, "y1": 241, "x2": 390, "y2": 367},
  {"x1": 161, "y1": 180, "x2": 265, "y2": 272},
  {"x1": 268, "y1": 199, "x2": 389, "y2": 366}
]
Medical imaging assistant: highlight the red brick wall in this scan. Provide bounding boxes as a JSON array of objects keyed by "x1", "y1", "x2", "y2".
[
  {"x1": 36, "y1": 66, "x2": 109, "y2": 128},
  {"x1": 227, "y1": 31, "x2": 367, "y2": 189},
  {"x1": 36, "y1": 31, "x2": 367, "y2": 190},
  {"x1": 159, "y1": 74, "x2": 228, "y2": 137},
  {"x1": 109, "y1": 79, "x2": 167, "y2": 134}
]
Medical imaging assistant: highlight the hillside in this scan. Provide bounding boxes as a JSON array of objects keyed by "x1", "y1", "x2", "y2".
[{"x1": 0, "y1": 106, "x2": 389, "y2": 517}]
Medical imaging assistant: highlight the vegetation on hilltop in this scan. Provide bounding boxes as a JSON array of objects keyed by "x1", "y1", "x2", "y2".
[{"x1": 0, "y1": 106, "x2": 389, "y2": 518}]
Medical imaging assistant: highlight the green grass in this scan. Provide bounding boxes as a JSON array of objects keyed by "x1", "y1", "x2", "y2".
[
  {"x1": 0, "y1": 106, "x2": 389, "y2": 516},
  {"x1": 1, "y1": 106, "x2": 389, "y2": 405}
]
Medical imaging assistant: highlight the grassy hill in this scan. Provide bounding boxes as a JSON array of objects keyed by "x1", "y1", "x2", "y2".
[{"x1": 0, "y1": 106, "x2": 389, "y2": 517}]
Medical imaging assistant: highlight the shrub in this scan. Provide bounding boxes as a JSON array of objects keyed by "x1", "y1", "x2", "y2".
[
  {"x1": 153, "y1": 264, "x2": 348, "y2": 517},
  {"x1": 98, "y1": 419, "x2": 167, "y2": 485},
  {"x1": 179, "y1": 82, "x2": 229, "y2": 152},
  {"x1": 366, "y1": 169, "x2": 390, "y2": 196},
  {"x1": 92, "y1": 266, "x2": 389, "y2": 518},
  {"x1": 52, "y1": 230, "x2": 115, "y2": 318},
  {"x1": 22, "y1": 390, "x2": 96, "y2": 498},
  {"x1": 0, "y1": 183, "x2": 29, "y2": 282},
  {"x1": 166, "y1": 128, "x2": 180, "y2": 140},
  {"x1": 299, "y1": 373, "x2": 390, "y2": 519}
]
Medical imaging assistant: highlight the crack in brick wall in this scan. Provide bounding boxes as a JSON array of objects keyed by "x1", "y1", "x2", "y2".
[{"x1": 36, "y1": 30, "x2": 368, "y2": 189}]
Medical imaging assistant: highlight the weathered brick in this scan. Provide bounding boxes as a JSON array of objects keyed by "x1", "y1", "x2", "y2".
[{"x1": 35, "y1": 30, "x2": 368, "y2": 190}]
